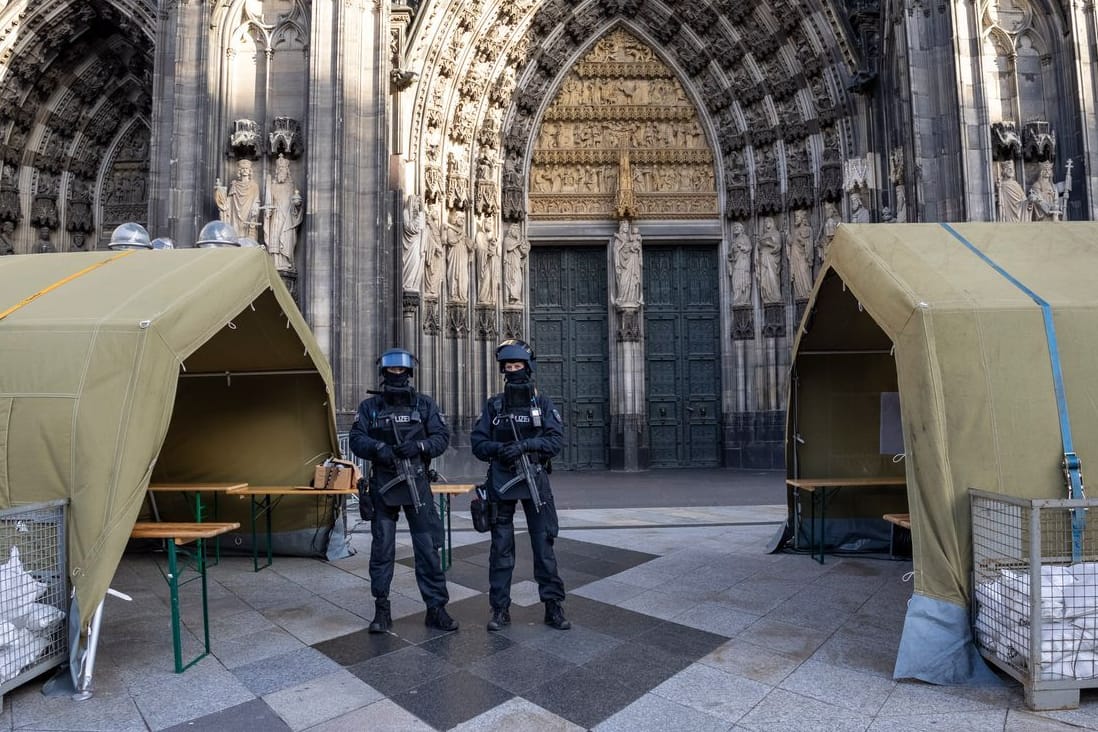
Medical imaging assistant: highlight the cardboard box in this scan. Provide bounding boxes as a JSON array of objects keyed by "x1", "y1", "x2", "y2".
[{"x1": 312, "y1": 459, "x2": 360, "y2": 490}]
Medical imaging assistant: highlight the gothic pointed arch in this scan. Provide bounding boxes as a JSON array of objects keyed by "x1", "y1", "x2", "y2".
[
  {"x1": 403, "y1": 0, "x2": 861, "y2": 227},
  {"x1": 0, "y1": 1, "x2": 154, "y2": 252},
  {"x1": 527, "y1": 27, "x2": 717, "y2": 221}
]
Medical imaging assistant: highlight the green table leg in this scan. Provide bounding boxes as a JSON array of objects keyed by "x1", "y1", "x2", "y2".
[
  {"x1": 162, "y1": 539, "x2": 211, "y2": 673},
  {"x1": 438, "y1": 493, "x2": 452, "y2": 570}
]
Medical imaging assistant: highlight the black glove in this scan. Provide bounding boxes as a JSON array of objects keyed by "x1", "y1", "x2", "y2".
[
  {"x1": 394, "y1": 441, "x2": 420, "y2": 459},
  {"x1": 498, "y1": 442, "x2": 524, "y2": 463},
  {"x1": 375, "y1": 444, "x2": 396, "y2": 465}
]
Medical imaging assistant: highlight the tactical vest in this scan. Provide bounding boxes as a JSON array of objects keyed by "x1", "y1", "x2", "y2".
[{"x1": 367, "y1": 395, "x2": 428, "y2": 507}]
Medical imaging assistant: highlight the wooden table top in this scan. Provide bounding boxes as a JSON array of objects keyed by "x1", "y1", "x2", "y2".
[
  {"x1": 432, "y1": 483, "x2": 477, "y2": 495},
  {"x1": 148, "y1": 482, "x2": 248, "y2": 492},
  {"x1": 786, "y1": 476, "x2": 906, "y2": 491},
  {"x1": 228, "y1": 486, "x2": 355, "y2": 496}
]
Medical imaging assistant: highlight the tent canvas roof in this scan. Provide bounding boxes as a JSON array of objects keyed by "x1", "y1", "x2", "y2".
[
  {"x1": 789, "y1": 222, "x2": 1098, "y2": 681},
  {"x1": 0, "y1": 248, "x2": 338, "y2": 628}
]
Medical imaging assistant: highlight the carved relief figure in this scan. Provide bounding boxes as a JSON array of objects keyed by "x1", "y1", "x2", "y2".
[
  {"x1": 789, "y1": 210, "x2": 814, "y2": 301},
  {"x1": 818, "y1": 202, "x2": 841, "y2": 262},
  {"x1": 264, "y1": 155, "x2": 304, "y2": 272},
  {"x1": 612, "y1": 220, "x2": 643, "y2": 308},
  {"x1": 502, "y1": 222, "x2": 529, "y2": 305},
  {"x1": 0, "y1": 221, "x2": 14, "y2": 255},
  {"x1": 36, "y1": 226, "x2": 54, "y2": 253},
  {"x1": 215, "y1": 159, "x2": 260, "y2": 238},
  {"x1": 728, "y1": 221, "x2": 753, "y2": 306},
  {"x1": 445, "y1": 208, "x2": 471, "y2": 302},
  {"x1": 997, "y1": 161, "x2": 1028, "y2": 223},
  {"x1": 475, "y1": 216, "x2": 498, "y2": 305},
  {"x1": 423, "y1": 207, "x2": 445, "y2": 298},
  {"x1": 756, "y1": 216, "x2": 783, "y2": 304},
  {"x1": 402, "y1": 194, "x2": 426, "y2": 292},
  {"x1": 445, "y1": 151, "x2": 468, "y2": 209}
]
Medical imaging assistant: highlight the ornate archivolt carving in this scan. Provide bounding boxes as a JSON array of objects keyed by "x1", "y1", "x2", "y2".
[{"x1": 528, "y1": 29, "x2": 717, "y2": 221}]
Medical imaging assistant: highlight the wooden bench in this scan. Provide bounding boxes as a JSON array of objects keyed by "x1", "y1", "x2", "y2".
[
  {"x1": 883, "y1": 513, "x2": 912, "y2": 559},
  {"x1": 130, "y1": 521, "x2": 239, "y2": 672}
]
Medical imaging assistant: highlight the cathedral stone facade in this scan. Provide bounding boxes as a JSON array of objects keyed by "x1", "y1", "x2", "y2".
[{"x1": 0, "y1": 0, "x2": 1094, "y2": 474}]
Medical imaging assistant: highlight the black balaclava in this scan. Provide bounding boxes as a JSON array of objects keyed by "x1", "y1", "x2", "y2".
[
  {"x1": 381, "y1": 369, "x2": 414, "y2": 407},
  {"x1": 503, "y1": 364, "x2": 533, "y2": 409}
]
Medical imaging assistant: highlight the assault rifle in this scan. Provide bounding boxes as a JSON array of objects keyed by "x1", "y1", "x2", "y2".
[
  {"x1": 378, "y1": 415, "x2": 422, "y2": 514},
  {"x1": 496, "y1": 414, "x2": 541, "y2": 513}
]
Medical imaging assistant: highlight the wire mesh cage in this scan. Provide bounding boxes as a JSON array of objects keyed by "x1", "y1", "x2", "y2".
[
  {"x1": 971, "y1": 489, "x2": 1098, "y2": 710},
  {"x1": 0, "y1": 500, "x2": 68, "y2": 697}
]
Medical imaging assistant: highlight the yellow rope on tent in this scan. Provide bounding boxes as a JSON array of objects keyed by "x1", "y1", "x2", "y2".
[{"x1": 0, "y1": 250, "x2": 136, "y2": 322}]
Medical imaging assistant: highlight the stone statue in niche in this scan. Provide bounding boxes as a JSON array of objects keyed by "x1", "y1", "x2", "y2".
[
  {"x1": 402, "y1": 194, "x2": 426, "y2": 292},
  {"x1": 423, "y1": 206, "x2": 445, "y2": 298},
  {"x1": 612, "y1": 220, "x2": 643, "y2": 308},
  {"x1": 1028, "y1": 159, "x2": 1071, "y2": 222},
  {"x1": 215, "y1": 159, "x2": 260, "y2": 239},
  {"x1": 264, "y1": 155, "x2": 304, "y2": 272},
  {"x1": 818, "y1": 201, "x2": 840, "y2": 263},
  {"x1": 475, "y1": 215, "x2": 499, "y2": 305},
  {"x1": 502, "y1": 222, "x2": 529, "y2": 306},
  {"x1": 445, "y1": 208, "x2": 471, "y2": 303},
  {"x1": 893, "y1": 184, "x2": 908, "y2": 223},
  {"x1": 728, "y1": 221, "x2": 753, "y2": 306},
  {"x1": 997, "y1": 161, "x2": 1028, "y2": 223},
  {"x1": 756, "y1": 216, "x2": 783, "y2": 304},
  {"x1": 789, "y1": 209, "x2": 814, "y2": 301},
  {"x1": 848, "y1": 190, "x2": 870, "y2": 223}
]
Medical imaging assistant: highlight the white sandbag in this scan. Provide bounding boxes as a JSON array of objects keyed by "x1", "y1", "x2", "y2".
[
  {"x1": 0, "y1": 627, "x2": 46, "y2": 682},
  {"x1": 1039, "y1": 651, "x2": 1077, "y2": 680},
  {"x1": 1072, "y1": 650, "x2": 1098, "y2": 679},
  {"x1": 10, "y1": 603, "x2": 64, "y2": 633},
  {"x1": 1002, "y1": 620, "x2": 1091, "y2": 660},
  {"x1": 1065, "y1": 562, "x2": 1098, "y2": 618},
  {"x1": 0, "y1": 621, "x2": 19, "y2": 648},
  {"x1": 0, "y1": 547, "x2": 47, "y2": 623},
  {"x1": 975, "y1": 579, "x2": 1012, "y2": 651},
  {"x1": 1000, "y1": 566, "x2": 1075, "y2": 620}
]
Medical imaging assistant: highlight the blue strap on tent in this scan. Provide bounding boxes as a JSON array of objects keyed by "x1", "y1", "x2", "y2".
[{"x1": 941, "y1": 224, "x2": 1086, "y2": 560}]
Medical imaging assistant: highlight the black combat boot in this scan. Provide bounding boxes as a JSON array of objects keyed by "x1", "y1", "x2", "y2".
[
  {"x1": 425, "y1": 605, "x2": 459, "y2": 631},
  {"x1": 544, "y1": 600, "x2": 571, "y2": 630},
  {"x1": 368, "y1": 598, "x2": 392, "y2": 633},
  {"x1": 486, "y1": 607, "x2": 511, "y2": 631}
]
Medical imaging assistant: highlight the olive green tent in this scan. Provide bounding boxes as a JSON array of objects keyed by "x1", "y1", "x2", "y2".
[
  {"x1": 0, "y1": 248, "x2": 341, "y2": 633},
  {"x1": 787, "y1": 222, "x2": 1098, "y2": 683}
]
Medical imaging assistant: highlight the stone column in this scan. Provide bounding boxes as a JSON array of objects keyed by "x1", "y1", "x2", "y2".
[
  {"x1": 147, "y1": 2, "x2": 213, "y2": 243},
  {"x1": 304, "y1": 1, "x2": 388, "y2": 424}
]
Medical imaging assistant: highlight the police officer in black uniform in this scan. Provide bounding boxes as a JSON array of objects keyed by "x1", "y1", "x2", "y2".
[
  {"x1": 471, "y1": 339, "x2": 570, "y2": 631},
  {"x1": 349, "y1": 348, "x2": 457, "y2": 633}
]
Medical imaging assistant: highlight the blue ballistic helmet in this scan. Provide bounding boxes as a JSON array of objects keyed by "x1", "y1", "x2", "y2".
[
  {"x1": 495, "y1": 339, "x2": 535, "y2": 373},
  {"x1": 376, "y1": 348, "x2": 417, "y2": 376}
]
